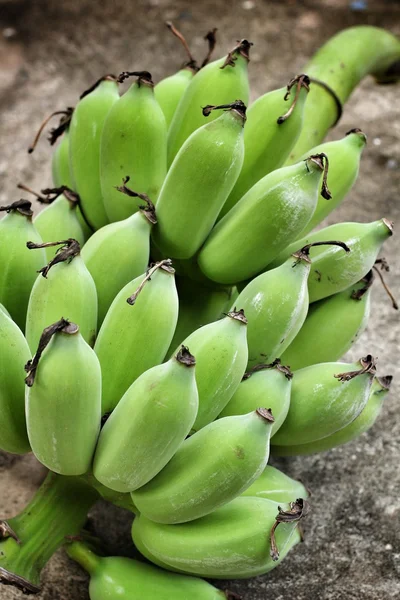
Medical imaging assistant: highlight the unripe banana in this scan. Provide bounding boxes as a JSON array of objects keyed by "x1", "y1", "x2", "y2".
[
  {"x1": 220, "y1": 74, "x2": 310, "y2": 218},
  {"x1": 132, "y1": 496, "x2": 307, "y2": 578},
  {"x1": 272, "y1": 375, "x2": 391, "y2": 456},
  {"x1": 25, "y1": 318, "x2": 101, "y2": 475},
  {"x1": 152, "y1": 101, "x2": 246, "y2": 260},
  {"x1": 295, "y1": 129, "x2": 367, "y2": 237},
  {"x1": 19, "y1": 186, "x2": 86, "y2": 256},
  {"x1": 271, "y1": 355, "x2": 376, "y2": 447},
  {"x1": 81, "y1": 182, "x2": 156, "y2": 327},
  {"x1": 198, "y1": 154, "x2": 332, "y2": 285},
  {"x1": 219, "y1": 361, "x2": 292, "y2": 436},
  {"x1": 100, "y1": 71, "x2": 167, "y2": 222},
  {"x1": 93, "y1": 346, "x2": 198, "y2": 493},
  {"x1": 280, "y1": 271, "x2": 373, "y2": 370},
  {"x1": 166, "y1": 277, "x2": 234, "y2": 356},
  {"x1": 268, "y1": 219, "x2": 394, "y2": 302},
  {"x1": 131, "y1": 409, "x2": 275, "y2": 524},
  {"x1": 171, "y1": 309, "x2": 248, "y2": 431},
  {"x1": 0, "y1": 200, "x2": 46, "y2": 330},
  {"x1": 69, "y1": 76, "x2": 120, "y2": 230},
  {"x1": 25, "y1": 239, "x2": 97, "y2": 353},
  {"x1": 66, "y1": 541, "x2": 227, "y2": 600},
  {"x1": 0, "y1": 307, "x2": 31, "y2": 454},
  {"x1": 230, "y1": 242, "x2": 348, "y2": 366},
  {"x1": 167, "y1": 39, "x2": 251, "y2": 165},
  {"x1": 242, "y1": 465, "x2": 310, "y2": 502},
  {"x1": 94, "y1": 260, "x2": 178, "y2": 414}
]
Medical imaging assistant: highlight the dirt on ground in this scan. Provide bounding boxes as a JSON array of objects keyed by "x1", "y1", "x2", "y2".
[{"x1": 0, "y1": 1, "x2": 399, "y2": 599}]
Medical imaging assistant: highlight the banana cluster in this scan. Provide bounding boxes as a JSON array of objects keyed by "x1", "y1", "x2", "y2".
[{"x1": 0, "y1": 23, "x2": 398, "y2": 599}]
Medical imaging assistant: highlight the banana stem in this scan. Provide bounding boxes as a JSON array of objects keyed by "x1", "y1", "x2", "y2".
[
  {"x1": 0, "y1": 471, "x2": 99, "y2": 594},
  {"x1": 286, "y1": 26, "x2": 400, "y2": 162}
]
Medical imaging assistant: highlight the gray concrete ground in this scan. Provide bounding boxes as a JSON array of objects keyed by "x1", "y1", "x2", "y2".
[{"x1": 0, "y1": 1, "x2": 399, "y2": 598}]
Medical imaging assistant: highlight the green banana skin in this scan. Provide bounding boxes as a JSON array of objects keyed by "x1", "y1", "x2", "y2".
[
  {"x1": 0, "y1": 472, "x2": 99, "y2": 594},
  {"x1": 197, "y1": 155, "x2": 328, "y2": 285},
  {"x1": 280, "y1": 273, "x2": 372, "y2": 370},
  {"x1": 100, "y1": 71, "x2": 167, "y2": 223},
  {"x1": 155, "y1": 67, "x2": 195, "y2": 128},
  {"x1": 232, "y1": 253, "x2": 312, "y2": 367},
  {"x1": 171, "y1": 310, "x2": 248, "y2": 431},
  {"x1": 271, "y1": 356, "x2": 376, "y2": 447},
  {"x1": 166, "y1": 276, "x2": 234, "y2": 356},
  {"x1": 167, "y1": 40, "x2": 251, "y2": 166},
  {"x1": 220, "y1": 74, "x2": 310, "y2": 219},
  {"x1": 51, "y1": 128, "x2": 74, "y2": 189},
  {"x1": 67, "y1": 541, "x2": 226, "y2": 600},
  {"x1": 94, "y1": 260, "x2": 179, "y2": 414},
  {"x1": 93, "y1": 347, "x2": 198, "y2": 493},
  {"x1": 0, "y1": 307, "x2": 31, "y2": 454},
  {"x1": 242, "y1": 465, "x2": 309, "y2": 502},
  {"x1": 152, "y1": 102, "x2": 246, "y2": 260},
  {"x1": 287, "y1": 26, "x2": 400, "y2": 163},
  {"x1": 268, "y1": 219, "x2": 393, "y2": 302},
  {"x1": 219, "y1": 361, "x2": 292, "y2": 437},
  {"x1": 25, "y1": 320, "x2": 102, "y2": 475},
  {"x1": 272, "y1": 375, "x2": 391, "y2": 456},
  {"x1": 33, "y1": 191, "x2": 86, "y2": 258},
  {"x1": 81, "y1": 193, "x2": 155, "y2": 328},
  {"x1": 132, "y1": 496, "x2": 304, "y2": 579},
  {"x1": 132, "y1": 409, "x2": 275, "y2": 524},
  {"x1": 295, "y1": 129, "x2": 367, "y2": 238},
  {"x1": 25, "y1": 239, "x2": 97, "y2": 353},
  {"x1": 70, "y1": 77, "x2": 120, "y2": 230},
  {"x1": 0, "y1": 201, "x2": 46, "y2": 331}
]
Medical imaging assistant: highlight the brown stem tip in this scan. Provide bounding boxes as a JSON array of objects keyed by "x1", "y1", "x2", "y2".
[
  {"x1": 201, "y1": 28, "x2": 218, "y2": 68},
  {"x1": 226, "y1": 308, "x2": 247, "y2": 324},
  {"x1": 202, "y1": 100, "x2": 247, "y2": 123},
  {"x1": 243, "y1": 359, "x2": 293, "y2": 381},
  {"x1": 220, "y1": 39, "x2": 253, "y2": 69},
  {"x1": 80, "y1": 74, "x2": 118, "y2": 100},
  {"x1": 115, "y1": 176, "x2": 157, "y2": 224},
  {"x1": 377, "y1": 375, "x2": 393, "y2": 391},
  {"x1": 166, "y1": 21, "x2": 198, "y2": 71},
  {"x1": 256, "y1": 407, "x2": 275, "y2": 423},
  {"x1": 28, "y1": 107, "x2": 74, "y2": 153},
  {"x1": 270, "y1": 498, "x2": 310, "y2": 561},
  {"x1": 292, "y1": 240, "x2": 350, "y2": 265},
  {"x1": 0, "y1": 199, "x2": 33, "y2": 217},
  {"x1": 27, "y1": 238, "x2": 81, "y2": 278},
  {"x1": 117, "y1": 71, "x2": 153, "y2": 86},
  {"x1": 176, "y1": 345, "x2": 196, "y2": 367},
  {"x1": 25, "y1": 318, "x2": 78, "y2": 387},
  {"x1": 334, "y1": 354, "x2": 377, "y2": 382},
  {"x1": 306, "y1": 153, "x2": 332, "y2": 200},
  {"x1": 126, "y1": 259, "x2": 175, "y2": 306},
  {"x1": 277, "y1": 74, "x2": 310, "y2": 125},
  {"x1": 0, "y1": 520, "x2": 21, "y2": 544}
]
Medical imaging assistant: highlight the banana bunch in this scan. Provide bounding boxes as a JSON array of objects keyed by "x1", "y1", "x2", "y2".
[{"x1": 0, "y1": 22, "x2": 399, "y2": 598}]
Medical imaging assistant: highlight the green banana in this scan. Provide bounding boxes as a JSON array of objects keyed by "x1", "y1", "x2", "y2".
[
  {"x1": 100, "y1": 71, "x2": 167, "y2": 222},
  {"x1": 242, "y1": 465, "x2": 310, "y2": 502},
  {"x1": 132, "y1": 496, "x2": 307, "y2": 578},
  {"x1": 279, "y1": 271, "x2": 373, "y2": 370},
  {"x1": 230, "y1": 242, "x2": 349, "y2": 367},
  {"x1": 220, "y1": 74, "x2": 310, "y2": 218},
  {"x1": 272, "y1": 375, "x2": 391, "y2": 456},
  {"x1": 25, "y1": 239, "x2": 97, "y2": 352},
  {"x1": 81, "y1": 181, "x2": 156, "y2": 327},
  {"x1": 131, "y1": 409, "x2": 275, "y2": 524},
  {"x1": 0, "y1": 200, "x2": 46, "y2": 330},
  {"x1": 167, "y1": 39, "x2": 252, "y2": 165},
  {"x1": 171, "y1": 309, "x2": 248, "y2": 431},
  {"x1": 25, "y1": 318, "x2": 101, "y2": 475},
  {"x1": 268, "y1": 219, "x2": 394, "y2": 302},
  {"x1": 295, "y1": 129, "x2": 367, "y2": 238},
  {"x1": 166, "y1": 276, "x2": 234, "y2": 356},
  {"x1": 93, "y1": 346, "x2": 198, "y2": 493},
  {"x1": 16, "y1": 185, "x2": 86, "y2": 257},
  {"x1": 219, "y1": 361, "x2": 292, "y2": 436},
  {"x1": 271, "y1": 355, "x2": 376, "y2": 447},
  {"x1": 287, "y1": 26, "x2": 400, "y2": 162},
  {"x1": 152, "y1": 100, "x2": 246, "y2": 259},
  {"x1": 198, "y1": 153, "x2": 332, "y2": 285},
  {"x1": 69, "y1": 75, "x2": 120, "y2": 230},
  {"x1": 0, "y1": 307, "x2": 31, "y2": 454},
  {"x1": 66, "y1": 541, "x2": 227, "y2": 600},
  {"x1": 94, "y1": 260, "x2": 178, "y2": 414}
]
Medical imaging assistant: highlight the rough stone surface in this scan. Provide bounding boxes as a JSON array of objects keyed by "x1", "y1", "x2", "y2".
[{"x1": 0, "y1": 1, "x2": 399, "y2": 599}]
